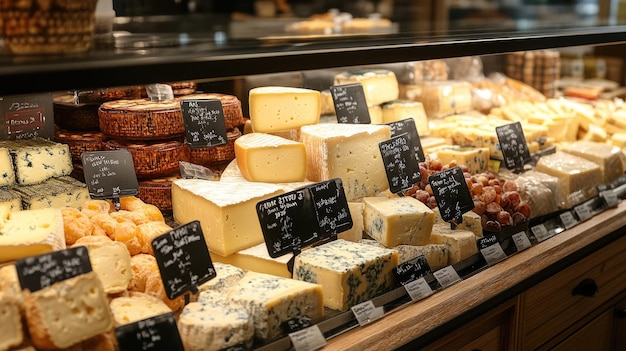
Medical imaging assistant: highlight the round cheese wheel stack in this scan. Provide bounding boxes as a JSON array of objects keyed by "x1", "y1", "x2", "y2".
[
  {"x1": 178, "y1": 93, "x2": 244, "y2": 130},
  {"x1": 98, "y1": 99, "x2": 185, "y2": 140},
  {"x1": 53, "y1": 95, "x2": 101, "y2": 131},
  {"x1": 104, "y1": 139, "x2": 190, "y2": 178},
  {"x1": 189, "y1": 128, "x2": 241, "y2": 166},
  {"x1": 138, "y1": 176, "x2": 179, "y2": 211},
  {"x1": 55, "y1": 129, "x2": 108, "y2": 162}
]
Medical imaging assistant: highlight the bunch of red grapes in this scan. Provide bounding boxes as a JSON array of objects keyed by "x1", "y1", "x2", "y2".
[{"x1": 404, "y1": 156, "x2": 531, "y2": 232}]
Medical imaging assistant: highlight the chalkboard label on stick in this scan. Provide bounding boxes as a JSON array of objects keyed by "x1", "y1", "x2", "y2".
[
  {"x1": 257, "y1": 188, "x2": 321, "y2": 258},
  {"x1": 379, "y1": 133, "x2": 421, "y2": 194},
  {"x1": 309, "y1": 178, "x2": 353, "y2": 237},
  {"x1": 330, "y1": 83, "x2": 371, "y2": 124},
  {"x1": 115, "y1": 312, "x2": 184, "y2": 351},
  {"x1": 496, "y1": 122, "x2": 531, "y2": 171},
  {"x1": 387, "y1": 118, "x2": 425, "y2": 162},
  {"x1": 81, "y1": 150, "x2": 139, "y2": 200},
  {"x1": 152, "y1": 221, "x2": 216, "y2": 300},
  {"x1": 180, "y1": 99, "x2": 228, "y2": 149},
  {"x1": 428, "y1": 166, "x2": 474, "y2": 223},
  {"x1": 16, "y1": 246, "x2": 92, "y2": 293},
  {"x1": 393, "y1": 254, "x2": 432, "y2": 286}
]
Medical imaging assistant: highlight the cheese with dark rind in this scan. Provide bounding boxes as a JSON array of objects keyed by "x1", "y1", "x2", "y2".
[
  {"x1": 104, "y1": 139, "x2": 190, "y2": 178},
  {"x1": 189, "y1": 128, "x2": 241, "y2": 166},
  {"x1": 138, "y1": 176, "x2": 178, "y2": 211},
  {"x1": 53, "y1": 94, "x2": 100, "y2": 131},
  {"x1": 54, "y1": 129, "x2": 108, "y2": 162},
  {"x1": 98, "y1": 99, "x2": 185, "y2": 140}
]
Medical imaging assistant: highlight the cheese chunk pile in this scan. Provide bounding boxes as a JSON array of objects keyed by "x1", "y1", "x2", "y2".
[{"x1": 293, "y1": 239, "x2": 398, "y2": 311}]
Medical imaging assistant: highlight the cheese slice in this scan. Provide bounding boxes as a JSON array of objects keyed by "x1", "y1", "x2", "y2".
[
  {"x1": 0, "y1": 147, "x2": 15, "y2": 187},
  {"x1": 0, "y1": 297, "x2": 22, "y2": 351},
  {"x1": 381, "y1": 100, "x2": 429, "y2": 136},
  {"x1": 11, "y1": 176, "x2": 89, "y2": 210},
  {"x1": 0, "y1": 137, "x2": 72, "y2": 185},
  {"x1": 334, "y1": 70, "x2": 399, "y2": 106},
  {"x1": 359, "y1": 239, "x2": 449, "y2": 270},
  {"x1": 249, "y1": 86, "x2": 321, "y2": 132},
  {"x1": 337, "y1": 202, "x2": 364, "y2": 242},
  {"x1": 301, "y1": 124, "x2": 391, "y2": 201},
  {"x1": 211, "y1": 243, "x2": 292, "y2": 278},
  {"x1": 23, "y1": 272, "x2": 113, "y2": 350},
  {"x1": 363, "y1": 196, "x2": 434, "y2": 247},
  {"x1": 178, "y1": 301, "x2": 254, "y2": 351},
  {"x1": 196, "y1": 262, "x2": 245, "y2": 293},
  {"x1": 172, "y1": 179, "x2": 284, "y2": 256},
  {"x1": 0, "y1": 208, "x2": 65, "y2": 263},
  {"x1": 293, "y1": 239, "x2": 398, "y2": 311},
  {"x1": 72, "y1": 239, "x2": 132, "y2": 295},
  {"x1": 227, "y1": 271, "x2": 324, "y2": 341},
  {"x1": 429, "y1": 224, "x2": 478, "y2": 264},
  {"x1": 234, "y1": 133, "x2": 307, "y2": 183},
  {"x1": 561, "y1": 141, "x2": 624, "y2": 184},
  {"x1": 109, "y1": 293, "x2": 171, "y2": 326}
]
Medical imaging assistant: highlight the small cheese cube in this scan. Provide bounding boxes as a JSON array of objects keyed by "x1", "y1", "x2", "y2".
[
  {"x1": 227, "y1": 271, "x2": 324, "y2": 341},
  {"x1": 0, "y1": 137, "x2": 72, "y2": 185},
  {"x1": 72, "y1": 239, "x2": 132, "y2": 295},
  {"x1": 172, "y1": 179, "x2": 284, "y2": 256},
  {"x1": 301, "y1": 124, "x2": 391, "y2": 201},
  {"x1": 561, "y1": 141, "x2": 624, "y2": 184},
  {"x1": 0, "y1": 208, "x2": 65, "y2": 263},
  {"x1": 109, "y1": 293, "x2": 171, "y2": 326},
  {"x1": 234, "y1": 133, "x2": 307, "y2": 183},
  {"x1": 0, "y1": 147, "x2": 15, "y2": 187},
  {"x1": 334, "y1": 70, "x2": 399, "y2": 106},
  {"x1": 433, "y1": 208, "x2": 483, "y2": 237},
  {"x1": 211, "y1": 243, "x2": 292, "y2": 278},
  {"x1": 23, "y1": 272, "x2": 113, "y2": 350},
  {"x1": 337, "y1": 202, "x2": 365, "y2": 242},
  {"x1": 293, "y1": 239, "x2": 398, "y2": 311},
  {"x1": 535, "y1": 152, "x2": 602, "y2": 208},
  {"x1": 435, "y1": 147, "x2": 490, "y2": 174},
  {"x1": 249, "y1": 87, "x2": 321, "y2": 132},
  {"x1": 430, "y1": 224, "x2": 478, "y2": 264},
  {"x1": 381, "y1": 100, "x2": 429, "y2": 136},
  {"x1": 363, "y1": 196, "x2": 435, "y2": 247},
  {"x1": 360, "y1": 239, "x2": 449, "y2": 270}
]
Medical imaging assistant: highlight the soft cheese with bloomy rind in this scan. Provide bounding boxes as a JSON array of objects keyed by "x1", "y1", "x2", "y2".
[
  {"x1": 227, "y1": 271, "x2": 324, "y2": 341},
  {"x1": 178, "y1": 300, "x2": 254, "y2": 351},
  {"x1": 363, "y1": 196, "x2": 435, "y2": 247},
  {"x1": 430, "y1": 224, "x2": 478, "y2": 264},
  {"x1": 0, "y1": 137, "x2": 72, "y2": 185},
  {"x1": 249, "y1": 86, "x2": 321, "y2": 132},
  {"x1": 172, "y1": 179, "x2": 284, "y2": 256},
  {"x1": 72, "y1": 238, "x2": 132, "y2": 294},
  {"x1": 301, "y1": 123, "x2": 391, "y2": 201},
  {"x1": 359, "y1": 239, "x2": 450, "y2": 271},
  {"x1": 23, "y1": 272, "x2": 113, "y2": 350},
  {"x1": 0, "y1": 208, "x2": 65, "y2": 263},
  {"x1": 293, "y1": 239, "x2": 398, "y2": 311},
  {"x1": 234, "y1": 133, "x2": 307, "y2": 183}
]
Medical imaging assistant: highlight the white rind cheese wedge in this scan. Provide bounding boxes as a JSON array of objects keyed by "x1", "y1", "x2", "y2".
[
  {"x1": 211, "y1": 243, "x2": 293, "y2": 278},
  {"x1": 359, "y1": 239, "x2": 449, "y2": 271},
  {"x1": 0, "y1": 147, "x2": 15, "y2": 187},
  {"x1": 0, "y1": 208, "x2": 65, "y2": 263},
  {"x1": 227, "y1": 271, "x2": 324, "y2": 341},
  {"x1": 429, "y1": 224, "x2": 478, "y2": 264},
  {"x1": 363, "y1": 196, "x2": 435, "y2": 247},
  {"x1": 249, "y1": 86, "x2": 321, "y2": 133},
  {"x1": 72, "y1": 239, "x2": 132, "y2": 295},
  {"x1": 293, "y1": 239, "x2": 398, "y2": 311},
  {"x1": 334, "y1": 70, "x2": 399, "y2": 106},
  {"x1": 23, "y1": 272, "x2": 113, "y2": 350},
  {"x1": 234, "y1": 133, "x2": 307, "y2": 183},
  {"x1": 0, "y1": 137, "x2": 73, "y2": 185},
  {"x1": 172, "y1": 179, "x2": 284, "y2": 256},
  {"x1": 178, "y1": 301, "x2": 254, "y2": 351},
  {"x1": 301, "y1": 123, "x2": 391, "y2": 201},
  {"x1": 109, "y1": 293, "x2": 171, "y2": 326}
]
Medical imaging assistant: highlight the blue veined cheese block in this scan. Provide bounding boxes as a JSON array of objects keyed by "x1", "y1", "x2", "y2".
[
  {"x1": 0, "y1": 137, "x2": 72, "y2": 185},
  {"x1": 196, "y1": 262, "x2": 244, "y2": 294},
  {"x1": 293, "y1": 239, "x2": 398, "y2": 311},
  {"x1": 227, "y1": 271, "x2": 324, "y2": 341}
]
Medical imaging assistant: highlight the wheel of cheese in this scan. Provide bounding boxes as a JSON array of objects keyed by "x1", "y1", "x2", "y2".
[
  {"x1": 138, "y1": 176, "x2": 179, "y2": 211},
  {"x1": 53, "y1": 94, "x2": 100, "y2": 131},
  {"x1": 189, "y1": 128, "x2": 241, "y2": 166},
  {"x1": 178, "y1": 93, "x2": 244, "y2": 129},
  {"x1": 76, "y1": 86, "x2": 143, "y2": 104},
  {"x1": 104, "y1": 139, "x2": 190, "y2": 178},
  {"x1": 54, "y1": 129, "x2": 108, "y2": 162},
  {"x1": 98, "y1": 99, "x2": 185, "y2": 140},
  {"x1": 167, "y1": 81, "x2": 198, "y2": 96}
]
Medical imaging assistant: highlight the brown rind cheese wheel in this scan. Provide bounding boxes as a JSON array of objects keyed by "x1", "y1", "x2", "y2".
[
  {"x1": 138, "y1": 176, "x2": 178, "y2": 211},
  {"x1": 178, "y1": 93, "x2": 244, "y2": 129},
  {"x1": 55, "y1": 129, "x2": 108, "y2": 162},
  {"x1": 104, "y1": 139, "x2": 190, "y2": 178},
  {"x1": 98, "y1": 99, "x2": 185, "y2": 140},
  {"x1": 189, "y1": 128, "x2": 241, "y2": 166},
  {"x1": 53, "y1": 95, "x2": 100, "y2": 131}
]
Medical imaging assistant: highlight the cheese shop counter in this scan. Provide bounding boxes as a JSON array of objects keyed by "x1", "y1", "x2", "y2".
[{"x1": 314, "y1": 200, "x2": 626, "y2": 351}]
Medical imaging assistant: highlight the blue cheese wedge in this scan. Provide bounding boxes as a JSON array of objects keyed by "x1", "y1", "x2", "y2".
[
  {"x1": 293, "y1": 239, "x2": 398, "y2": 311},
  {"x1": 197, "y1": 262, "x2": 245, "y2": 293},
  {"x1": 0, "y1": 137, "x2": 72, "y2": 185},
  {"x1": 227, "y1": 271, "x2": 324, "y2": 341},
  {"x1": 11, "y1": 176, "x2": 89, "y2": 210},
  {"x1": 0, "y1": 189, "x2": 21, "y2": 212},
  {"x1": 0, "y1": 147, "x2": 15, "y2": 187},
  {"x1": 359, "y1": 239, "x2": 449, "y2": 271}
]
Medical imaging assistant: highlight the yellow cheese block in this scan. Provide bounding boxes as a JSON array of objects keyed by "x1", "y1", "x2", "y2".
[
  {"x1": 433, "y1": 208, "x2": 483, "y2": 238},
  {"x1": 337, "y1": 202, "x2": 365, "y2": 242},
  {"x1": 234, "y1": 133, "x2": 307, "y2": 183},
  {"x1": 333, "y1": 70, "x2": 399, "y2": 106},
  {"x1": 561, "y1": 141, "x2": 624, "y2": 184},
  {"x1": 429, "y1": 224, "x2": 478, "y2": 264},
  {"x1": 0, "y1": 208, "x2": 65, "y2": 263},
  {"x1": 249, "y1": 86, "x2": 321, "y2": 132},
  {"x1": 172, "y1": 179, "x2": 285, "y2": 256},
  {"x1": 211, "y1": 243, "x2": 293, "y2": 278},
  {"x1": 381, "y1": 100, "x2": 429, "y2": 136},
  {"x1": 435, "y1": 147, "x2": 489, "y2": 174},
  {"x1": 109, "y1": 293, "x2": 171, "y2": 326},
  {"x1": 0, "y1": 296, "x2": 23, "y2": 351}
]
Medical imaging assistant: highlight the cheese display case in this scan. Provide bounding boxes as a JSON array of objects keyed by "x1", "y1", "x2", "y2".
[{"x1": 2, "y1": 2, "x2": 626, "y2": 351}]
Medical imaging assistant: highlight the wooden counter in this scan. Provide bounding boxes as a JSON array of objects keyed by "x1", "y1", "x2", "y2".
[{"x1": 321, "y1": 201, "x2": 626, "y2": 350}]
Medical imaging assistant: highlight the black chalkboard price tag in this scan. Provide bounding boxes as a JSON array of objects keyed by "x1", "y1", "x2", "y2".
[
  {"x1": 379, "y1": 133, "x2": 421, "y2": 194},
  {"x1": 115, "y1": 312, "x2": 184, "y2": 351},
  {"x1": 496, "y1": 122, "x2": 531, "y2": 172},
  {"x1": 81, "y1": 150, "x2": 139, "y2": 200},
  {"x1": 393, "y1": 255, "x2": 432, "y2": 286},
  {"x1": 428, "y1": 166, "x2": 474, "y2": 224},
  {"x1": 308, "y1": 179, "x2": 353, "y2": 238},
  {"x1": 330, "y1": 83, "x2": 371, "y2": 124},
  {"x1": 152, "y1": 221, "x2": 216, "y2": 300},
  {"x1": 180, "y1": 99, "x2": 228, "y2": 149},
  {"x1": 15, "y1": 246, "x2": 92, "y2": 293},
  {"x1": 387, "y1": 118, "x2": 425, "y2": 162},
  {"x1": 257, "y1": 188, "x2": 321, "y2": 258}
]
